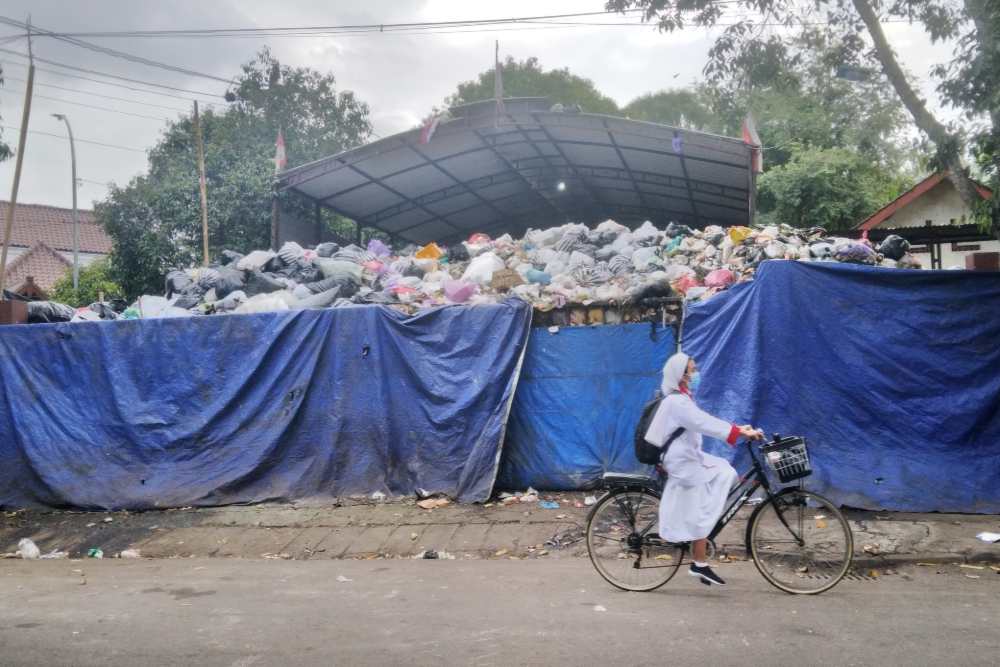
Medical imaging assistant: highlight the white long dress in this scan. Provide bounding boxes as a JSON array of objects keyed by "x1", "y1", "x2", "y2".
[{"x1": 645, "y1": 392, "x2": 739, "y2": 542}]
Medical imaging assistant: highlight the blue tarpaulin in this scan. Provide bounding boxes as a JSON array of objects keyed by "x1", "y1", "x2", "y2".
[
  {"x1": 685, "y1": 261, "x2": 1000, "y2": 513},
  {"x1": 497, "y1": 323, "x2": 675, "y2": 490},
  {"x1": 0, "y1": 300, "x2": 531, "y2": 509}
]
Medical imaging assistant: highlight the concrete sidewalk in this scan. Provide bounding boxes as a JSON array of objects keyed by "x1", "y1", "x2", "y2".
[{"x1": 3, "y1": 492, "x2": 999, "y2": 564}]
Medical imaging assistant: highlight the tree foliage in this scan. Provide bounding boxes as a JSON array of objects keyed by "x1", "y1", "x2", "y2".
[
  {"x1": 606, "y1": 0, "x2": 998, "y2": 227},
  {"x1": 757, "y1": 147, "x2": 905, "y2": 230},
  {"x1": 100, "y1": 49, "x2": 371, "y2": 299},
  {"x1": 49, "y1": 258, "x2": 122, "y2": 307},
  {"x1": 445, "y1": 56, "x2": 619, "y2": 114},
  {"x1": 622, "y1": 89, "x2": 721, "y2": 132}
]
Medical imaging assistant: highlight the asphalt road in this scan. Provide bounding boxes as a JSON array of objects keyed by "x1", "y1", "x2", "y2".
[{"x1": 1, "y1": 558, "x2": 997, "y2": 666}]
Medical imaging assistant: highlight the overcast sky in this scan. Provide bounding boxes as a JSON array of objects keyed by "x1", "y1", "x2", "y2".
[{"x1": 0, "y1": 0, "x2": 957, "y2": 211}]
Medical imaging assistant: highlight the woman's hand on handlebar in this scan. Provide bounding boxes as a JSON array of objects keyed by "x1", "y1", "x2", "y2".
[{"x1": 739, "y1": 425, "x2": 764, "y2": 441}]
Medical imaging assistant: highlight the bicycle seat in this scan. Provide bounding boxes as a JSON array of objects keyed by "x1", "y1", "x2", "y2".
[{"x1": 600, "y1": 472, "x2": 660, "y2": 492}]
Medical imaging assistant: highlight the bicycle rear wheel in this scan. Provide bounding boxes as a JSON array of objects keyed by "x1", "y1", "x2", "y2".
[
  {"x1": 748, "y1": 489, "x2": 853, "y2": 595},
  {"x1": 586, "y1": 489, "x2": 684, "y2": 592}
]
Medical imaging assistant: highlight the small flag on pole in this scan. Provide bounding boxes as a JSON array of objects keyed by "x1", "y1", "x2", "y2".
[
  {"x1": 741, "y1": 113, "x2": 763, "y2": 173},
  {"x1": 420, "y1": 115, "x2": 442, "y2": 145},
  {"x1": 273, "y1": 129, "x2": 287, "y2": 173}
]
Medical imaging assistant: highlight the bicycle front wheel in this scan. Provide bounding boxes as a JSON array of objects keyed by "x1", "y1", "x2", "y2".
[
  {"x1": 748, "y1": 489, "x2": 853, "y2": 595},
  {"x1": 586, "y1": 489, "x2": 684, "y2": 592}
]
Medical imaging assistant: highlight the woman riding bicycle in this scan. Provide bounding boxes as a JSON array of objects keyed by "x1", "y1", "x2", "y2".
[{"x1": 645, "y1": 352, "x2": 762, "y2": 587}]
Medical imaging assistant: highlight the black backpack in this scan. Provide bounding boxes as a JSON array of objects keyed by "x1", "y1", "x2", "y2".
[{"x1": 633, "y1": 391, "x2": 685, "y2": 465}]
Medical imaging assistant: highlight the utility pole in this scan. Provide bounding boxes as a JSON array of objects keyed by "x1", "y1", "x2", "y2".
[
  {"x1": 52, "y1": 113, "x2": 79, "y2": 290},
  {"x1": 192, "y1": 101, "x2": 210, "y2": 267},
  {"x1": 0, "y1": 19, "x2": 35, "y2": 298}
]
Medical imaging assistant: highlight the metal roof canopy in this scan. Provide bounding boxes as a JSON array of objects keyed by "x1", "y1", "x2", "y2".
[{"x1": 278, "y1": 98, "x2": 755, "y2": 246}]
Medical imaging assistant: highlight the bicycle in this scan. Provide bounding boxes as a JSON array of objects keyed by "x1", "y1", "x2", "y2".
[{"x1": 586, "y1": 434, "x2": 853, "y2": 595}]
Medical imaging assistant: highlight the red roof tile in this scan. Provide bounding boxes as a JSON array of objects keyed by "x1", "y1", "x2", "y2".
[
  {"x1": 0, "y1": 201, "x2": 111, "y2": 254},
  {"x1": 3, "y1": 241, "x2": 73, "y2": 295}
]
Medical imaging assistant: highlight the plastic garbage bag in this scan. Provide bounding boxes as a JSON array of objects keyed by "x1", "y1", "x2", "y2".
[
  {"x1": 461, "y1": 252, "x2": 504, "y2": 284},
  {"x1": 235, "y1": 292, "x2": 293, "y2": 314},
  {"x1": 568, "y1": 250, "x2": 595, "y2": 267},
  {"x1": 293, "y1": 286, "x2": 341, "y2": 309},
  {"x1": 236, "y1": 249, "x2": 276, "y2": 272},
  {"x1": 525, "y1": 269, "x2": 552, "y2": 285},
  {"x1": 164, "y1": 269, "x2": 194, "y2": 297},
  {"x1": 244, "y1": 271, "x2": 287, "y2": 297},
  {"x1": 219, "y1": 249, "x2": 244, "y2": 266},
  {"x1": 17, "y1": 538, "x2": 40, "y2": 560},
  {"x1": 314, "y1": 258, "x2": 363, "y2": 284},
  {"x1": 214, "y1": 290, "x2": 247, "y2": 311},
  {"x1": 632, "y1": 247, "x2": 661, "y2": 271},
  {"x1": 664, "y1": 222, "x2": 693, "y2": 238},
  {"x1": 134, "y1": 295, "x2": 191, "y2": 319},
  {"x1": 878, "y1": 234, "x2": 910, "y2": 261},
  {"x1": 367, "y1": 238, "x2": 391, "y2": 257},
  {"x1": 728, "y1": 226, "x2": 753, "y2": 244},
  {"x1": 810, "y1": 242, "x2": 834, "y2": 260},
  {"x1": 213, "y1": 266, "x2": 246, "y2": 299},
  {"x1": 704, "y1": 268, "x2": 735, "y2": 288},
  {"x1": 277, "y1": 241, "x2": 305, "y2": 265},
  {"x1": 444, "y1": 280, "x2": 477, "y2": 303},
  {"x1": 833, "y1": 241, "x2": 877, "y2": 265},
  {"x1": 315, "y1": 242, "x2": 339, "y2": 258},
  {"x1": 27, "y1": 301, "x2": 74, "y2": 323}
]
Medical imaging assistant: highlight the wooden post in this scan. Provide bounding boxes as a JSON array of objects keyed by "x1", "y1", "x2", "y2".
[
  {"x1": 0, "y1": 28, "x2": 35, "y2": 297},
  {"x1": 192, "y1": 101, "x2": 210, "y2": 267},
  {"x1": 270, "y1": 187, "x2": 280, "y2": 250},
  {"x1": 313, "y1": 201, "x2": 322, "y2": 245}
]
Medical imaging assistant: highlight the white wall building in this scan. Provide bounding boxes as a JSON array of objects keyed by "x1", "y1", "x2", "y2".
[{"x1": 856, "y1": 172, "x2": 997, "y2": 269}]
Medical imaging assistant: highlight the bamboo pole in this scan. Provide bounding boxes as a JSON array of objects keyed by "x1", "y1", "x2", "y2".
[
  {"x1": 192, "y1": 100, "x2": 210, "y2": 267},
  {"x1": 0, "y1": 28, "x2": 35, "y2": 297}
]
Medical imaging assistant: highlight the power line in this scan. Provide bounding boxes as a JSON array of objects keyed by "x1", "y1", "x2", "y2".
[
  {"x1": 0, "y1": 47, "x2": 226, "y2": 99},
  {"x1": 1, "y1": 87, "x2": 173, "y2": 122},
  {"x1": 0, "y1": 15, "x2": 232, "y2": 84},
  {"x1": 0, "y1": 55, "x2": 223, "y2": 105},
  {"x1": 24, "y1": 10, "x2": 649, "y2": 38},
  {"x1": 2, "y1": 124, "x2": 146, "y2": 153},
  {"x1": 1, "y1": 73, "x2": 191, "y2": 112}
]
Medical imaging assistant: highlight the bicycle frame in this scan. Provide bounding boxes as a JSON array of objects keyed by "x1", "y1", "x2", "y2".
[{"x1": 706, "y1": 440, "x2": 777, "y2": 543}]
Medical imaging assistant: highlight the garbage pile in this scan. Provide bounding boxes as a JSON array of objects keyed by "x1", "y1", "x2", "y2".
[{"x1": 24, "y1": 222, "x2": 920, "y2": 324}]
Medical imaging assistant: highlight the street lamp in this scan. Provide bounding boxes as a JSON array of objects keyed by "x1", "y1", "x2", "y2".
[{"x1": 51, "y1": 113, "x2": 79, "y2": 291}]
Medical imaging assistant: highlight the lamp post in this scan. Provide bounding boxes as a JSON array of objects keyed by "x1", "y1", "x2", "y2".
[{"x1": 51, "y1": 113, "x2": 79, "y2": 291}]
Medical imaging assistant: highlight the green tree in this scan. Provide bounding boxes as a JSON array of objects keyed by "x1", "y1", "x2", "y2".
[
  {"x1": 101, "y1": 49, "x2": 371, "y2": 298},
  {"x1": 445, "y1": 56, "x2": 619, "y2": 114},
  {"x1": 622, "y1": 89, "x2": 722, "y2": 131},
  {"x1": 606, "y1": 0, "x2": 997, "y2": 226},
  {"x1": 756, "y1": 148, "x2": 905, "y2": 231},
  {"x1": 49, "y1": 258, "x2": 122, "y2": 307}
]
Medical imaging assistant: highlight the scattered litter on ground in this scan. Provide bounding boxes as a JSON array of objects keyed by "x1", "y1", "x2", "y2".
[
  {"x1": 370, "y1": 491, "x2": 387, "y2": 503},
  {"x1": 862, "y1": 544, "x2": 880, "y2": 555},
  {"x1": 546, "y1": 527, "x2": 585, "y2": 549},
  {"x1": 593, "y1": 605, "x2": 607, "y2": 612},
  {"x1": 87, "y1": 548, "x2": 104, "y2": 559},
  {"x1": 17, "y1": 538, "x2": 40, "y2": 560},
  {"x1": 965, "y1": 574, "x2": 981, "y2": 579},
  {"x1": 118, "y1": 549, "x2": 141, "y2": 559},
  {"x1": 410, "y1": 532, "x2": 419, "y2": 541},
  {"x1": 494, "y1": 548, "x2": 509, "y2": 557},
  {"x1": 584, "y1": 496, "x2": 597, "y2": 506},
  {"x1": 975, "y1": 532, "x2": 1000, "y2": 543},
  {"x1": 959, "y1": 564, "x2": 986, "y2": 570},
  {"x1": 262, "y1": 552, "x2": 292, "y2": 560},
  {"x1": 102, "y1": 517, "x2": 114, "y2": 523},
  {"x1": 538, "y1": 500, "x2": 560, "y2": 510},
  {"x1": 416, "y1": 497, "x2": 451, "y2": 510},
  {"x1": 336, "y1": 575, "x2": 353, "y2": 582},
  {"x1": 85, "y1": 522, "x2": 96, "y2": 528},
  {"x1": 40, "y1": 550, "x2": 68, "y2": 560}
]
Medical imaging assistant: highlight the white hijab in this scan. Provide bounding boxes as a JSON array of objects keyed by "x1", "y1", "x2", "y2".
[{"x1": 661, "y1": 352, "x2": 690, "y2": 395}]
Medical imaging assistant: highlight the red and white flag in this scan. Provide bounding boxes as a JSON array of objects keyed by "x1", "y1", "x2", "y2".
[
  {"x1": 741, "y1": 113, "x2": 763, "y2": 173},
  {"x1": 419, "y1": 115, "x2": 441, "y2": 145},
  {"x1": 273, "y1": 129, "x2": 287, "y2": 173}
]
